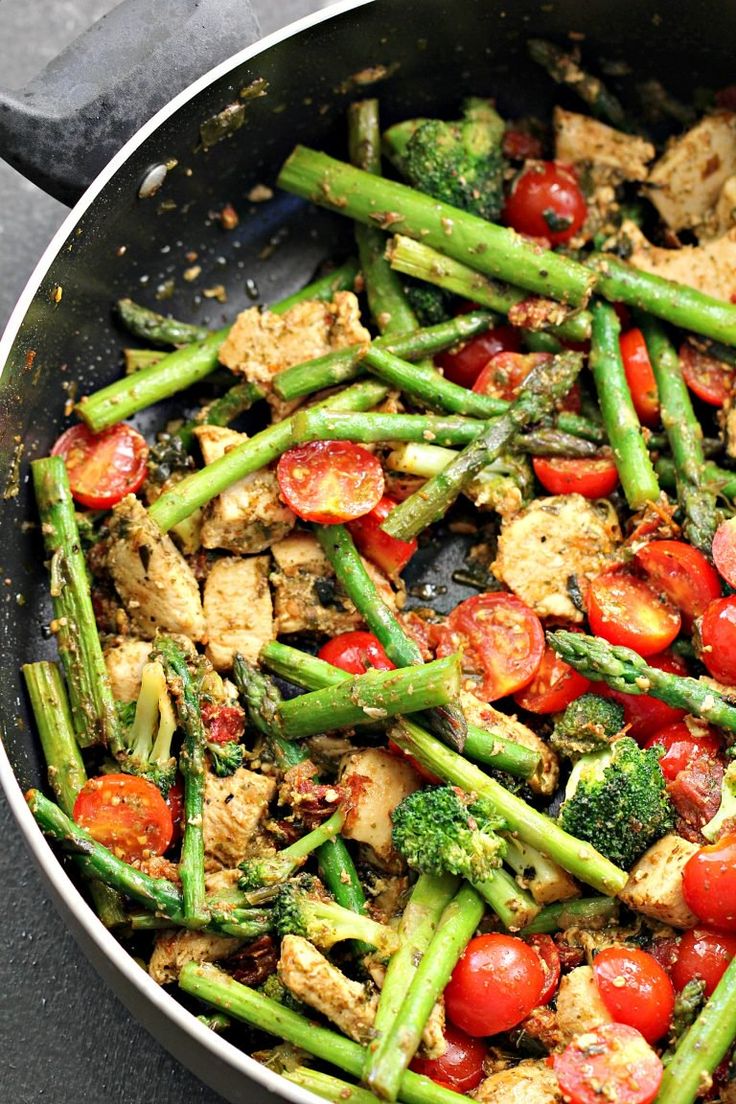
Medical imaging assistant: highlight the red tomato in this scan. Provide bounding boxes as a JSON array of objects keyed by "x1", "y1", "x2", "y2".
[
  {"x1": 347, "y1": 496, "x2": 417, "y2": 576},
  {"x1": 444, "y1": 933, "x2": 545, "y2": 1036},
  {"x1": 680, "y1": 342, "x2": 734, "y2": 407},
  {"x1": 620, "y1": 329, "x2": 660, "y2": 428},
  {"x1": 439, "y1": 592, "x2": 545, "y2": 702},
  {"x1": 635, "y1": 540, "x2": 721, "y2": 630},
  {"x1": 526, "y1": 934, "x2": 561, "y2": 1005},
  {"x1": 553, "y1": 1023, "x2": 663, "y2": 1104},
  {"x1": 683, "y1": 834, "x2": 736, "y2": 930},
  {"x1": 586, "y1": 570, "x2": 681, "y2": 657},
  {"x1": 593, "y1": 947, "x2": 675, "y2": 1043},
  {"x1": 645, "y1": 720, "x2": 722, "y2": 782},
  {"x1": 436, "y1": 326, "x2": 521, "y2": 389},
  {"x1": 318, "y1": 631, "x2": 396, "y2": 675},
  {"x1": 472, "y1": 351, "x2": 551, "y2": 400},
  {"x1": 276, "y1": 440, "x2": 384, "y2": 524},
  {"x1": 166, "y1": 778, "x2": 184, "y2": 843},
  {"x1": 51, "y1": 422, "x2": 149, "y2": 510},
  {"x1": 73, "y1": 774, "x2": 173, "y2": 862},
  {"x1": 503, "y1": 161, "x2": 587, "y2": 245},
  {"x1": 201, "y1": 702, "x2": 245, "y2": 745},
  {"x1": 713, "y1": 517, "x2": 736, "y2": 589},
  {"x1": 409, "y1": 1025, "x2": 486, "y2": 1092},
  {"x1": 701, "y1": 597, "x2": 736, "y2": 685},
  {"x1": 671, "y1": 929, "x2": 736, "y2": 997},
  {"x1": 594, "y1": 650, "x2": 687, "y2": 741},
  {"x1": 532, "y1": 456, "x2": 619, "y2": 498},
  {"x1": 513, "y1": 643, "x2": 591, "y2": 714},
  {"x1": 502, "y1": 128, "x2": 544, "y2": 161}
]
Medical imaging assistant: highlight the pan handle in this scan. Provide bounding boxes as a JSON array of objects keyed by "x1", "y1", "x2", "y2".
[{"x1": 0, "y1": 0, "x2": 261, "y2": 205}]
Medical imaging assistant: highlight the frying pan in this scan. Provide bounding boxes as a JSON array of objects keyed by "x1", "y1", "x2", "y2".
[{"x1": 1, "y1": 0, "x2": 735, "y2": 1099}]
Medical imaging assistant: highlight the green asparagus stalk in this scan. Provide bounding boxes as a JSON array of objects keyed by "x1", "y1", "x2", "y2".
[
  {"x1": 655, "y1": 456, "x2": 736, "y2": 500},
  {"x1": 124, "y1": 348, "x2": 166, "y2": 373},
  {"x1": 589, "y1": 301, "x2": 659, "y2": 508},
  {"x1": 548, "y1": 631, "x2": 736, "y2": 731},
  {"x1": 381, "y1": 351, "x2": 583, "y2": 541},
  {"x1": 639, "y1": 316, "x2": 718, "y2": 552},
  {"x1": 31, "y1": 457, "x2": 120, "y2": 751},
  {"x1": 269, "y1": 257, "x2": 360, "y2": 314},
  {"x1": 316, "y1": 837, "x2": 370, "y2": 923},
  {"x1": 291, "y1": 409, "x2": 484, "y2": 448},
  {"x1": 196, "y1": 1012, "x2": 233, "y2": 1035},
  {"x1": 117, "y1": 298, "x2": 210, "y2": 346},
  {"x1": 285, "y1": 1069, "x2": 378, "y2": 1104},
  {"x1": 239, "y1": 808, "x2": 346, "y2": 887},
  {"x1": 523, "y1": 329, "x2": 563, "y2": 354},
  {"x1": 527, "y1": 38, "x2": 628, "y2": 127},
  {"x1": 521, "y1": 896, "x2": 619, "y2": 935},
  {"x1": 175, "y1": 381, "x2": 264, "y2": 450},
  {"x1": 363, "y1": 345, "x2": 507, "y2": 418},
  {"x1": 516, "y1": 428, "x2": 602, "y2": 458}
]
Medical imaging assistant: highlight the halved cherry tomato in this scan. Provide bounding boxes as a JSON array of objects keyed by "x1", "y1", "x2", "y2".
[
  {"x1": 436, "y1": 325, "x2": 521, "y2": 389},
  {"x1": 683, "y1": 834, "x2": 736, "y2": 930},
  {"x1": 620, "y1": 329, "x2": 660, "y2": 428},
  {"x1": 532, "y1": 456, "x2": 619, "y2": 498},
  {"x1": 671, "y1": 929, "x2": 736, "y2": 997},
  {"x1": 410, "y1": 1025, "x2": 487, "y2": 1092},
  {"x1": 51, "y1": 422, "x2": 149, "y2": 510},
  {"x1": 276, "y1": 440, "x2": 384, "y2": 524},
  {"x1": 553, "y1": 1023, "x2": 663, "y2": 1104},
  {"x1": 593, "y1": 947, "x2": 675, "y2": 1043},
  {"x1": 438, "y1": 592, "x2": 545, "y2": 701},
  {"x1": 347, "y1": 495, "x2": 417, "y2": 576},
  {"x1": 635, "y1": 540, "x2": 722, "y2": 629},
  {"x1": 701, "y1": 596, "x2": 736, "y2": 685},
  {"x1": 73, "y1": 773, "x2": 173, "y2": 862},
  {"x1": 680, "y1": 342, "x2": 734, "y2": 407},
  {"x1": 318, "y1": 631, "x2": 396, "y2": 675},
  {"x1": 526, "y1": 934, "x2": 561, "y2": 1005},
  {"x1": 444, "y1": 933, "x2": 545, "y2": 1036},
  {"x1": 503, "y1": 161, "x2": 587, "y2": 245},
  {"x1": 513, "y1": 642, "x2": 591, "y2": 714},
  {"x1": 594, "y1": 650, "x2": 688, "y2": 741},
  {"x1": 472, "y1": 351, "x2": 552, "y2": 400},
  {"x1": 712, "y1": 517, "x2": 736, "y2": 589},
  {"x1": 645, "y1": 720, "x2": 722, "y2": 782},
  {"x1": 586, "y1": 570, "x2": 681, "y2": 657}
]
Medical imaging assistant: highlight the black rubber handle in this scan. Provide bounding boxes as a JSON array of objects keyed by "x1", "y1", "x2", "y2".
[{"x1": 0, "y1": 0, "x2": 261, "y2": 205}]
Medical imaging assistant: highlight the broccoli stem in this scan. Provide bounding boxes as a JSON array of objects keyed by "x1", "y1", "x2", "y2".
[
  {"x1": 241, "y1": 808, "x2": 347, "y2": 887},
  {"x1": 589, "y1": 301, "x2": 660, "y2": 509},
  {"x1": 521, "y1": 895, "x2": 619, "y2": 934},
  {"x1": 363, "y1": 345, "x2": 508, "y2": 418},
  {"x1": 179, "y1": 963, "x2": 467, "y2": 1104},
  {"x1": 527, "y1": 38, "x2": 628, "y2": 128},
  {"x1": 31, "y1": 457, "x2": 120, "y2": 751},
  {"x1": 174, "y1": 381, "x2": 264, "y2": 451},
  {"x1": 116, "y1": 298, "x2": 210, "y2": 346},
  {"x1": 149, "y1": 378, "x2": 389, "y2": 531},
  {"x1": 655, "y1": 456, "x2": 736, "y2": 500},
  {"x1": 285, "y1": 1068, "x2": 378, "y2": 1104},
  {"x1": 473, "y1": 867, "x2": 540, "y2": 930},
  {"x1": 292, "y1": 409, "x2": 484, "y2": 448},
  {"x1": 380, "y1": 351, "x2": 583, "y2": 540},
  {"x1": 365, "y1": 884, "x2": 485, "y2": 1101}
]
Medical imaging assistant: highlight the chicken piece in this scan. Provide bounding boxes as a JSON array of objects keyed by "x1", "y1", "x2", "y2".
[
  {"x1": 278, "y1": 934, "x2": 377, "y2": 1043},
  {"x1": 149, "y1": 929, "x2": 242, "y2": 985},
  {"x1": 340, "y1": 748, "x2": 422, "y2": 870},
  {"x1": 721, "y1": 396, "x2": 736, "y2": 460},
  {"x1": 203, "y1": 766, "x2": 276, "y2": 871},
  {"x1": 622, "y1": 218, "x2": 736, "y2": 302},
  {"x1": 270, "y1": 530, "x2": 398, "y2": 636},
  {"x1": 460, "y1": 691, "x2": 559, "y2": 797},
  {"x1": 556, "y1": 966, "x2": 613, "y2": 1043},
  {"x1": 493, "y1": 495, "x2": 621, "y2": 623},
  {"x1": 203, "y1": 555, "x2": 273, "y2": 671},
  {"x1": 194, "y1": 426, "x2": 295, "y2": 554},
  {"x1": 106, "y1": 494, "x2": 206, "y2": 641},
  {"x1": 618, "y1": 833, "x2": 700, "y2": 929},
  {"x1": 419, "y1": 999, "x2": 447, "y2": 1060},
  {"x1": 104, "y1": 639, "x2": 152, "y2": 702},
  {"x1": 554, "y1": 107, "x2": 654, "y2": 183},
  {"x1": 474, "y1": 1060, "x2": 563, "y2": 1104},
  {"x1": 204, "y1": 868, "x2": 241, "y2": 897}
]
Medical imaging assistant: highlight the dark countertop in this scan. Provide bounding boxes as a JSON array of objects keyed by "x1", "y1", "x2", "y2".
[{"x1": 0, "y1": 2, "x2": 325, "y2": 1100}]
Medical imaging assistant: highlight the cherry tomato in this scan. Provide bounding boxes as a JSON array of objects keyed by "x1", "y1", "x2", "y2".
[
  {"x1": 438, "y1": 592, "x2": 545, "y2": 702},
  {"x1": 672, "y1": 929, "x2": 736, "y2": 997},
  {"x1": 513, "y1": 642, "x2": 591, "y2": 714},
  {"x1": 73, "y1": 774, "x2": 173, "y2": 863},
  {"x1": 472, "y1": 351, "x2": 552, "y2": 401},
  {"x1": 318, "y1": 631, "x2": 396, "y2": 675},
  {"x1": 276, "y1": 440, "x2": 384, "y2": 525},
  {"x1": 503, "y1": 161, "x2": 587, "y2": 245},
  {"x1": 593, "y1": 947, "x2": 675, "y2": 1044},
  {"x1": 683, "y1": 834, "x2": 736, "y2": 930},
  {"x1": 593, "y1": 650, "x2": 687, "y2": 741},
  {"x1": 532, "y1": 456, "x2": 620, "y2": 498},
  {"x1": 635, "y1": 540, "x2": 721, "y2": 632},
  {"x1": 587, "y1": 570, "x2": 681, "y2": 657},
  {"x1": 347, "y1": 496, "x2": 417, "y2": 576},
  {"x1": 444, "y1": 933, "x2": 545, "y2": 1036},
  {"x1": 436, "y1": 326, "x2": 521, "y2": 389},
  {"x1": 701, "y1": 597, "x2": 736, "y2": 685},
  {"x1": 645, "y1": 720, "x2": 722, "y2": 782},
  {"x1": 526, "y1": 934, "x2": 561, "y2": 1005},
  {"x1": 51, "y1": 422, "x2": 149, "y2": 510},
  {"x1": 620, "y1": 329, "x2": 660, "y2": 428},
  {"x1": 680, "y1": 342, "x2": 734, "y2": 407},
  {"x1": 712, "y1": 517, "x2": 736, "y2": 589},
  {"x1": 553, "y1": 1023, "x2": 663, "y2": 1104},
  {"x1": 409, "y1": 1025, "x2": 486, "y2": 1092},
  {"x1": 201, "y1": 702, "x2": 245, "y2": 744}
]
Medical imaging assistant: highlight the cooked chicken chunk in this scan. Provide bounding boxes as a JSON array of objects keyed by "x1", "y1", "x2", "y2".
[
  {"x1": 340, "y1": 748, "x2": 422, "y2": 870},
  {"x1": 493, "y1": 495, "x2": 621, "y2": 623},
  {"x1": 203, "y1": 766, "x2": 276, "y2": 871},
  {"x1": 554, "y1": 107, "x2": 654, "y2": 182},
  {"x1": 106, "y1": 495, "x2": 206, "y2": 641},
  {"x1": 278, "y1": 935, "x2": 377, "y2": 1043},
  {"x1": 622, "y1": 219, "x2": 736, "y2": 302},
  {"x1": 474, "y1": 1061, "x2": 563, "y2": 1104},
  {"x1": 203, "y1": 555, "x2": 273, "y2": 670},
  {"x1": 619, "y1": 833, "x2": 699, "y2": 928},
  {"x1": 556, "y1": 965, "x2": 613, "y2": 1042},
  {"x1": 104, "y1": 639, "x2": 152, "y2": 702},
  {"x1": 460, "y1": 691, "x2": 560, "y2": 797},
  {"x1": 149, "y1": 930, "x2": 241, "y2": 985}
]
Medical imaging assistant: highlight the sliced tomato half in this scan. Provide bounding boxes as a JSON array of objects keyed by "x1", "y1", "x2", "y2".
[
  {"x1": 553, "y1": 1023, "x2": 663, "y2": 1104},
  {"x1": 635, "y1": 539, "x2": 722, "y2": 628},
  {"x1": 586, "y1": 570, "x2": 681, "y2": 657},
  {"x1": 51, "y1": 422, "x2": 149, "y2": 509},
  {"x1": 73, "y1": 773, "x2": 173, "y2": 862},
  {"x1": 680, "y1": 342, "x2": 734, "y2": 407},
  {"x1": 276, "y1": 440, "x2": 384, "y2": 524},
  {"x1": 513, "y1": 641, "x2": 590, "y2": 714},
  {"x1": 347, "y1": 495, "x2": 417, "y2": 576},
  {"x1": 532, "y1": 456, "x2": 619, "y2": 498}
]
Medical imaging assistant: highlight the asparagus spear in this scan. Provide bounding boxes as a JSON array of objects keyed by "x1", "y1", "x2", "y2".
[
  {"x1": 363, "y1": 345, "x2": 507, "y2": 417},
  {"x1": 117, "y1": 299, "x2": 210, "y2": 346},
  {"x1": 548, "y1": 631, "x2": 736, "y2": 731},
  {"x1": 31, "y1": 457, "x2": 120, "y2": 751},
  {"x1": 527, "y1": 38, "x2": 628, "y2": 127},
  {"x1": 589, "y1": 301, "x2": 659, "y2": 508},
  {"x1": 381, "y1": 350, "x2": 583, "y2": 541},
  {"x1": 473, "y1": 867, "x2": 540, "y2": 930},
  {"x1": 124, "y1": 348, "x2": 166, "y2": 373},
  {"x1": 521, "y1": 896, "x2": 619, "y2": 935},
  {"x1": 285, "y1": 1069, "x2": 379, "y2": 1104},
  {"x1": 174, "y1": 381, "x2": 264, "y2": 450},
  {"x1": 268, "y1": 257, "x2": 360, "y2": 314},
  {"x1": 291, "y1": 409, "x2": 484, "y2": 448},
  {"x1": 655, "y1": 456, "x2": 736, "y2": 500}
]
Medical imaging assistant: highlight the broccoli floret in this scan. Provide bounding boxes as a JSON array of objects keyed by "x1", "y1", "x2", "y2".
[
  {"x1": 259, "y1": 974, "x2": 306, "y2": 1014},
  {"x1": 383, "y1": 98, "x2": 506, "y2": 221},
  {"x1": 207, "y1": 740, "x2": 245, "y2": 777},
  {"x1": 702, "y1": 760, "x2": 736, "y2": 842},
  {"x1": 559, "y1": 737, "x2": 674, "y2": 870},
  {"x1": 240, "y1": 808, "x2": 345, "y2": 891},
  {"x1": 403, "y1": 279, "x2": 455, "y2": 326},
  {"x1": 118, "y1": 661, "x2": 177, "y2": 795},
  {"x1": 551, "y1": 693, "x2": 625, "y2": 761},
  {"x1": 272, "y1": 875, "x2": 398, "y2": 956},
  {"x1": 391, "y1": 785, "x2": 506, "y2": 882}
]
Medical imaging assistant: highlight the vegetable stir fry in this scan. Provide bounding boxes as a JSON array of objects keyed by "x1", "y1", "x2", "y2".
[{"x1": 26, "y1": 40, "x2": 736, "y2": 1104}]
